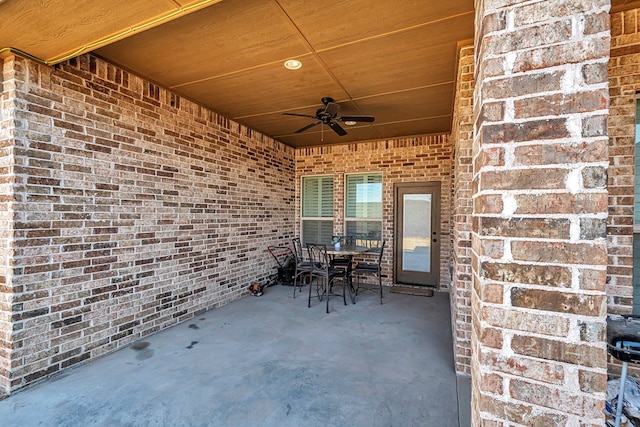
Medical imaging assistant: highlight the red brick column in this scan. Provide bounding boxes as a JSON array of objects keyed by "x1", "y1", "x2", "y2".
[
  {"x1": 472, "y1": 1, "x2": 610, "y2": 424},
  {"x1": 451, "y1": 44, "x2": 475, "y2": 375},
  {"x1": 0, "y1": 54, "x2": 17, "y2": 398}
]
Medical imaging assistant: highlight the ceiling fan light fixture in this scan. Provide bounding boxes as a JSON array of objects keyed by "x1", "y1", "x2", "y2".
[
  {"x1": 284, "y1": 59, "x2": 302, "y2": 70},
  {"x1": 344, "y1": 121, "x2": 357, "y2": 126}
]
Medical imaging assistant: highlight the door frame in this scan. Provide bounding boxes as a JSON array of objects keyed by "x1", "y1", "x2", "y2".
[{"x1": 393, "y1": 181, "x2": 441, "y2": 286}]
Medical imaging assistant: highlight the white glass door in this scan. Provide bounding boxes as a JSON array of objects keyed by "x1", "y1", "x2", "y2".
[{"x1": 395, "y1": 182, "x2": 440, "y2": 286}]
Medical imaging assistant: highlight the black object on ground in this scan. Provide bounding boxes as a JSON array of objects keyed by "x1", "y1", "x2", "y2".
[{"x1": 267, "y1": 245, "x2": 295, "y2": 286}]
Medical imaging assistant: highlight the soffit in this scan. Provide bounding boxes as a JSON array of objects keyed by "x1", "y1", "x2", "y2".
[
  {"x1": 0, "y1": 0, "x2": 475, "y2": 147},
  {"x1": 612, "y1": 0, "x2": 640, "y2": 13},
  {"x1": 94, "y1": 0, "x2": 476, "y2": 147},
  {"x1": 0, "y1": 0, "x2": 220, "y2": 62}
]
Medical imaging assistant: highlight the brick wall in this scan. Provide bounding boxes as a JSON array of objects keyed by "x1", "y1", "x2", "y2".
[
  {"x1": 1, "y1": 53, "x2": 295, "y2": 395},
  {"x1": 606, "y1": 5, "x2": 640, "y2": 381},
  {"x1": 450, "y1": 44, "x2": 475, "y2": 376},
  {"x1": 472, "y1": 0, "x2": 609, "y2": 425},
  {"x1": 295, "y1": 137, "x2": 452, "y2": 289},
  {"x1": 0, "y1": 55, "x2": 18, "y2": 395},
  {"x1": 608, "y1": 8, "x2": 640, "y2": 315}
]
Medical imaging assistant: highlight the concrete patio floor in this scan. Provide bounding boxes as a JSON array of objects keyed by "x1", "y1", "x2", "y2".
[{"x1": 0, "y1": 283, "x2": 471, "y2": 427}]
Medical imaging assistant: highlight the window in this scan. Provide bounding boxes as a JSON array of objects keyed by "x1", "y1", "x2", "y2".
[
  {"x1": 301, "y1": 175, "x2": 334, "y2": 245},
  {"x1": 345, "y1": 173, "x2": 382, "y2": 240}
]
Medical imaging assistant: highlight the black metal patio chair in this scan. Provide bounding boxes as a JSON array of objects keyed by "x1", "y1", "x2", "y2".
[
  {"x1": 353, "y1": 240, "x2": 386, "y2": 304},
  {"x1": 292, "y1": 237, "x2": 313, "y2": 298},
  {"x1": 307, "y1": 243, "x2": 348, "y2": 313}
]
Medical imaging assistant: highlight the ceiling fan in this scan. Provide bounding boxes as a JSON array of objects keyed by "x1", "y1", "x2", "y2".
[{"x1": 283, "y1": 97, "x2": 375, "y2": 136}]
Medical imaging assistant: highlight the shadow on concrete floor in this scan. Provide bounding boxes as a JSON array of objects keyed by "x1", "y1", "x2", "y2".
[{"x1": 0, "y1": 284, "x2": 471, "y2": 427}]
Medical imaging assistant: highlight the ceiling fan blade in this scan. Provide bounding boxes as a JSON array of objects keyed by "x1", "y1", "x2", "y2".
[
  {"x1": 324, "y1": 102, "x2": 339, "y2": 117},
  {"x1": 283, "y1": 112, "x2": 317, "y2": 119},
  {"x1": 329, "y1": 121, "x2": 347, "y2": 136},
  {"x1": 339, "y1": 115, "x2": 375, "y2": 123},
  {"x1": 294, "y1": 121, "x2": 321, "y2": 133}
]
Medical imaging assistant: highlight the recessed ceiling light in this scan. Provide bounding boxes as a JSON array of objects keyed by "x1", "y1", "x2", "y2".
[
  {"x1": 284, "y1": 59, "x2": 302, "y2": 70},
  {"x1": 345, "y1": 121, "x2": 357, "y2": 126}
]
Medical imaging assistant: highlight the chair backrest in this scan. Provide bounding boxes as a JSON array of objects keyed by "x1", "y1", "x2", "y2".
[
  {"x1": 352, "y1": 233, "x2": 368, "y2": 247},
  {"x1": 307, "y1": 243, "x2": 330, "y2": 273},
  {"x1": 292, "y1": 237, "x2": 305, "y2": 262},
  {"x1": 365, "y1": 238, "x2": 382, "y2": 250},
  {"x1": 372, "y1": 240, "x2": 386, "y2": 267},
  {"x1": 331, "y1": 235, "x2": 354, "y2": 247}
]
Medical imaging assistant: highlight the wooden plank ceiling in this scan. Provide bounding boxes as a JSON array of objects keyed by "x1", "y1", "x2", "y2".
[{"x1": 0, "y1": 0, "x2": 634, "y2": 147}]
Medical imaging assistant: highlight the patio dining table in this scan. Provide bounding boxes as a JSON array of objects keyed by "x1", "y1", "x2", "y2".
[{"x1": 326, "y1": 245, "x2": 370, "y2": 304}]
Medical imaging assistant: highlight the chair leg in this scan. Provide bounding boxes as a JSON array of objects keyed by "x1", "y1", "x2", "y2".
[
  {"x1": 342, "y1": 276, "x2": 347, "y2": 306},
  {"x1": 308, "y1": 275, "x2": 313, "y2": 308},
  {"x1": 354, "y1": 272, "x2": 363, "y2": 304},
  {"x1": 294, "y1": 267, "x2": 299, "y2": 299},
  {"x1": 326, "y1": 278, "x2": 330, "y2": 314},
  {"x1": 378, "y1": 273, "x2": 383, "y2": 304}
]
